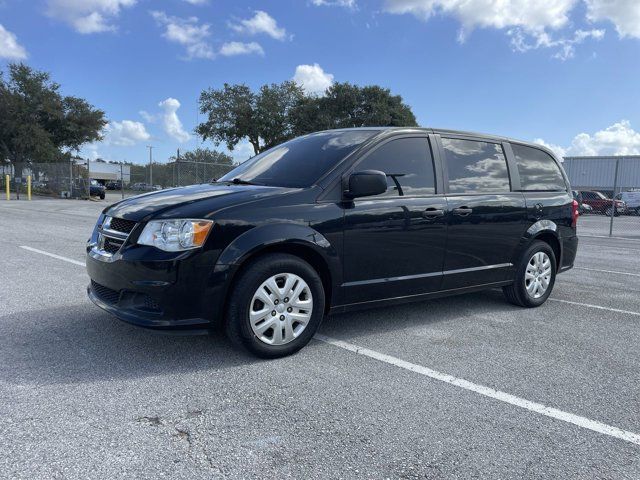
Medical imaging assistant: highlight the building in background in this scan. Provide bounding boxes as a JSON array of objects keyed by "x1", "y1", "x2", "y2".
[
  {"x1": 563, "y1": 156, "x2": 640, "y2": 197},
  {"x1": 81, "y1": 160, "x2": 131, "y2": 185}
]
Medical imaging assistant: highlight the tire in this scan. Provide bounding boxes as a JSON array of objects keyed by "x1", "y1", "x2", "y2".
[
  {"x1": 100, "y1": 193, "x2": 105, "y2": 200},
  {"x1": 225, "y1": 253, "x2": 325, "y2": 358},
  {"x1": 503, "y1": 240, "x2": 557, "y2": 308}
]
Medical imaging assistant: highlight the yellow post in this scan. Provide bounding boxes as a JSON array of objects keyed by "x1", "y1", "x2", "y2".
[
  {"x1": 5, "y1": 174, "x2": 9, "y2": 200},
  {"x1": 27, "y1": 175, "x2": 31, "y2": 200}
]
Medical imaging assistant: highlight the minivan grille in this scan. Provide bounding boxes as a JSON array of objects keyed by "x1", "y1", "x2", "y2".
[
  {"x1": 91, "y1": 280, "x2": 120, "y2": 305},
  {"x1": 102, "y1": 236, "x2": 124, "y2": 254},
  {"x1": 108, "y1": 217, "x2": 136, "y2": 234}
]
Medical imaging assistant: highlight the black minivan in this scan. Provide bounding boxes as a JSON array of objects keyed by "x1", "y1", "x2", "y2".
[{"x1": 87, "y1": 128, "x2": 579, "y2": 357}]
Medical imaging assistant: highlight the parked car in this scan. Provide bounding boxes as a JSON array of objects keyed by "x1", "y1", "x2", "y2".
[
  {"x1": 87, "y1": 128, "x2": 578, "y2": 358},
  {"x1": 106, "y1": 180, "x2": 122, "y2": 190},
  {"x1": 89, "y1": 179, "x2": 105, "y2": 199},
  {"x1": 131, "y1": 182, "x2": 157, "y2": 192},
  {"x1": 572, "y1": 190, "x2": 593, "y2": 214},
  {"x1": 615, "y1": 190, "x2": 640, "y2": 215},
  {"x1": 152, "y1": 185, "x2": 163, "y2": 191},
  {"x1": 577, "y1": 190, "x2": 626, "y2": 216}
]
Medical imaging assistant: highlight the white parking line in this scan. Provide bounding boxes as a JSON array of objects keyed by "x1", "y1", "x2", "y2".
[
  {"x1": 573, "y1": 266, "x2": 640, "y2": 278},
  {"x1": 19, "y1": 246, "x2": 86, "y2": 267},
  {"x1": 315, "y1": 334, "x2": 640, "y2": 447},
  {"x1": 19, "y1": 243, "x2": 640, "y2": 446},
  {"x1": 550, "y1": 298, "x2": 640, "y2": 317}
]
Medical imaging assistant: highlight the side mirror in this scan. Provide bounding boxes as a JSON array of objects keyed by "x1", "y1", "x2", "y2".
[{"x1": 345, "y1": 170, "x2": 387, "y2": 199}]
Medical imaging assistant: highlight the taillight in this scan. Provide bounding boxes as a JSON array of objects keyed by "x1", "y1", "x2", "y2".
[{"x1": 571, "y1": 199, "x2": 579, "y2": 228}]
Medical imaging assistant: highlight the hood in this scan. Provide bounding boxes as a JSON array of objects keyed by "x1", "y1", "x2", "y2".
[{"x1": 105, "y1": 183, "x2": 292, "y2": 222}]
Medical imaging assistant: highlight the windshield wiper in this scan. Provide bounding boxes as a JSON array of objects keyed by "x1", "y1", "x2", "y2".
[{"x1": 228, "y1": 178, "x2": 262, "y2": 186}]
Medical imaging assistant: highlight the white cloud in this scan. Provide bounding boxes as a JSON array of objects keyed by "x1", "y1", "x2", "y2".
[
  {"x1": 585, "y1": 0, "x2": 640, "y2": 38},
  {"x1": 183, "y1": 0, "x2": 208, "y2": 4},
  {"x1": 509, "y1": 28, "x2": 605, "y2": 60},
  {"x1": 219, "y1": 41, "x2": 264, "y2": 57},
  {"x1": 537, "y1": 120, "x2": 640, "y2": 158},
  {"x1": 151, "y1": 11, "x2": 215, "y2": 60},
  {"x1": 384, "y1": 0, "x2": 577, "y2": 32},
  {"x1": 139, "y1": 110, "x2": 157, "y2": 123},
  {"x1": 104, "y1": 120, "x2": 151, "y2": 147},
  {"x1": 0, "y1": 24, "x2": 27, "y2": 59},
  {"x1": 312, "y1": 0, "x2": 356, "y2": 8},
  {"x1": 229, "y1": 139, "x2": 255, "y2": 163},
  {"x1": 293, "y1": 63, "x2": 334, "y2": 95},
  {"x1": 82, "y1": 143, "x2": 101, "y2": 161},
  {"x1": 159, "y1": 98, "x2": 191, "y2": 143},
  {"x1": 46, "y1": 0, "x2": 136, "y2": 34},
  {"x1": 383, "y1": 0, "x2": 609, "y2": 59},
  {"x1": 533, "y1": 138, "x2": 568, "y2": 159},
  {"x1": 230, "y1": 11, "x2": 287, "y2": 40}
]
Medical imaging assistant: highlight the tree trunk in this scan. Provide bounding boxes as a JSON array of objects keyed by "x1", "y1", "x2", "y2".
[{"x1": 248, "y1": 137, "x2": 261, "y2": 156}]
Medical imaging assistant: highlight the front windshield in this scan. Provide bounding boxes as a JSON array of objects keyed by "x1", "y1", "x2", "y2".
[{"x1": 219, "y1": 130, "x2": 379, "y2": 188}]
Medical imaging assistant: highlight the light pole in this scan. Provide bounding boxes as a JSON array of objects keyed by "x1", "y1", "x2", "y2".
[{"x1": 147, "y1": 145, "x2": 153, "y2": 185}]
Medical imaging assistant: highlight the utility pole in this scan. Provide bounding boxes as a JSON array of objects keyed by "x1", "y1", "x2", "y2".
[
  {"x1": 176, "y1": 148, "x2": 181, "y2": 187},
  {"x1": 147, "y1": 145, "x2": 153, "y2": 185}
]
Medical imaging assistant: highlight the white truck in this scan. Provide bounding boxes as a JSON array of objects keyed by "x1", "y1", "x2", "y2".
[{"x1": 615, "y1": 190, "x2": 640, "y2": 215}]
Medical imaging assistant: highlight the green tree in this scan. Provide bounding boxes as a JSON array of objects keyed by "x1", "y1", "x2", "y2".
[
  {"x1": 0, "y1": 63, "x2": 105, "y2": 177},
  {"x1": 197, "y1": 81, "x2": 304, "y2": 155},
  {"x1": 196, "y1": 80, "x2": 417, "y2": 154},
  {"x1": 291, "y1": 83, "x2": 418, "y2": 134},
  {"x1": 175, "y1": 147, "x2": 233, "y2": 165}
]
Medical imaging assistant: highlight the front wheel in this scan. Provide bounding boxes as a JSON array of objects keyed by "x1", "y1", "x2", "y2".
[
  {"x1": 503, "y1": 241, "x2": 556, "y2": 308},
  {"x1": 604, "y1": 207, "x2": 619, "y2": 217},
  {"x1": 225, "y1": 253, "x2": 325, "y2": 358}
]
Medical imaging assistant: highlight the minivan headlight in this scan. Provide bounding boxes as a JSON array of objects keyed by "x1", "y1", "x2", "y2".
[{"x1": 138, "y1": 219, "x2": 213, "y2": 252}]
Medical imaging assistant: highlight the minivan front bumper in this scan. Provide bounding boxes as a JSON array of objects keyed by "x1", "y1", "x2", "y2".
[{"x1": 86, "y1": 244, "x2": 235, "y2": 333}]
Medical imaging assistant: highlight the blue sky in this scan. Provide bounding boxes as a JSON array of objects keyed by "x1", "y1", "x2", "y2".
[{"x1": 1, "y1": 0, "x2": 639, "y2": 164}]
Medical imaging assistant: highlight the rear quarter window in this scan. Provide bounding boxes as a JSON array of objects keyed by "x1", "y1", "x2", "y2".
[{"x1": 511, "y1": 144, "x2": 567, "y2": 191}]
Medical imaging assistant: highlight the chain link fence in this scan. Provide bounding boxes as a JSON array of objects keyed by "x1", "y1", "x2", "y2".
[
  {"x1": 1, "y1": 159, "x2": 236, "y2": 200},
  {"x1": 2, "y1": 160, "x2": 90, "y2": 199},
  {"x1": 564, "y1": 156, "x2": 640, "y2": 239}
]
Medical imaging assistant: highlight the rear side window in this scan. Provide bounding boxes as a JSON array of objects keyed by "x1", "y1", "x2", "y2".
[
  {"x1": 355, "y1": 137, "x2": 435, "y2": 197},
  {"x1": 442, "y1": 138, "x2": 510, "y2": 193},
  {"x1": 511, "y1": 144, "x2": 567, "y2": 191}
]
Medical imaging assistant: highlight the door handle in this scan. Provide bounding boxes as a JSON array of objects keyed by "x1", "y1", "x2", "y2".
[
  {"x1": 423, "y1": 208, "x2": 445, "y2": 219},
  {"x1": 453, "y1": 207, "x2": 473, "y2": 217}
]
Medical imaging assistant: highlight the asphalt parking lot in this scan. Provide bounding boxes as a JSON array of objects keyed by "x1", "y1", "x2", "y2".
[{"x1": 1, "y1": 198, "x2": 640, "y2": 479}]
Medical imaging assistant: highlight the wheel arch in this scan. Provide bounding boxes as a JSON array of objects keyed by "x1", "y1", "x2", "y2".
[
  {"x1": 532, "y1": 231, "x2": 561, "y2": 269},
  {"x1": 521, "y1": 220, "x2": 562, "y2": 269},
  {"x1": 217, "y1": 224, "x2": 340, "y2": 314}
]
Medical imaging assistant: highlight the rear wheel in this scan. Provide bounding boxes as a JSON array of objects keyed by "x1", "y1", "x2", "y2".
[
  {"x1": 503, "y1": 241, "x2": 556, "y2": 308},
  {"x1": 225, "y1": 253, "x2": 325, "y2": 358}
]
